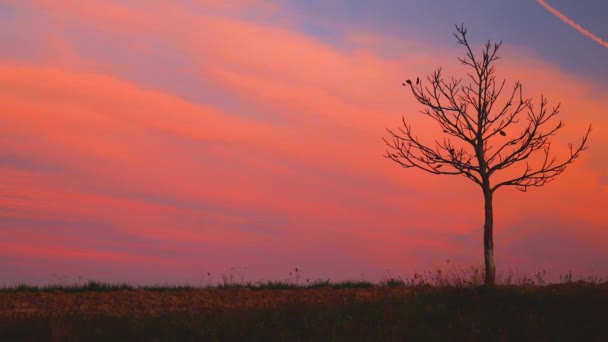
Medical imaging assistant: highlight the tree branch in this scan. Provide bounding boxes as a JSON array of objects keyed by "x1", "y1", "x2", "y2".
[{"x1": 385, "y1": 23, "x2": 591, "y2": 196}]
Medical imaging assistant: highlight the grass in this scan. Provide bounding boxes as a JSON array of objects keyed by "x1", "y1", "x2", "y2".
[
  {"x1": 1, "y1": 267, "x2": 607, "y2": 341},
  {"x1": 0, "y1": 279, "x2": 379, "y2": 293}
]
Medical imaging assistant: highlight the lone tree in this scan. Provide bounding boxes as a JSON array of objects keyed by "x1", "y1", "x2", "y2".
[{"x1": 383, "y1": 24, "x2": 591, "y2": 287}]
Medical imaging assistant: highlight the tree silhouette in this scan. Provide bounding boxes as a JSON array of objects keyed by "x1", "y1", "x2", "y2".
[{"x1": 384, "y1": 24, "x2": 591, "y2": 287}]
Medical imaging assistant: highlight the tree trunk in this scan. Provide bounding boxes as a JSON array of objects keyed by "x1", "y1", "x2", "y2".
[{"x1": 483, "y1": 185, "x2": 496, "y2": 287}]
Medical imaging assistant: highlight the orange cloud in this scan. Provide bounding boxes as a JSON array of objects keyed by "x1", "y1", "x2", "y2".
[
  {"x1": 1, "y1": 0, "x2": 607, "y2": 284},
  {"x1": 0, "y1": 240, "x2": 174, "y2": 265}
]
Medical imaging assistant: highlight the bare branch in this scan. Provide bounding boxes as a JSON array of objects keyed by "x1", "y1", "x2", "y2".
[
  {"x1": 387, "y1": 24, "x2": 590, "y2": 195},
  {"x1": 491, "y1": 125, "x2": 591, "y2": 192}
]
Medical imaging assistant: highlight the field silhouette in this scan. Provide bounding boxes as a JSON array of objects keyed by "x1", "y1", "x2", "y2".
[{"x1": 2, "y1": 267, "x2": 607, "y2": 340}]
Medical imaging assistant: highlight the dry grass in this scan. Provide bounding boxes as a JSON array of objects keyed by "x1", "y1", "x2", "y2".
[{"x1": 1, "y1": 266, "x2": 607, "y2": 341}]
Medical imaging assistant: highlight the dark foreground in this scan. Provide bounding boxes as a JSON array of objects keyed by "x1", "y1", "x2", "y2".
[{"x1": 1, "y1": 282, "x2": 607, "y2": 341}]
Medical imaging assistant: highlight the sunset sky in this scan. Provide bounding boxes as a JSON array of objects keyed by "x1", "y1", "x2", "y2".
[{"x1": 1, "y1": 0, "x2": 607, "y2": 286}]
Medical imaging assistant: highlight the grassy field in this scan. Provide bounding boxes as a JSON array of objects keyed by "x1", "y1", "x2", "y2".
[{"x1": 1, "y1": 271, "x2": 607, "y2": 341}]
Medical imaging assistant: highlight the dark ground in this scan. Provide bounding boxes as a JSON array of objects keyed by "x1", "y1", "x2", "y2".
[{"x1": 1, "y1": 281, "x2": 607, "y2": 341}]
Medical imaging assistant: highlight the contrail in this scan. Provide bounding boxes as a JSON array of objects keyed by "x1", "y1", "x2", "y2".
[{"x1": 536, "y1": 0, "x2": 608, "y2": 48}]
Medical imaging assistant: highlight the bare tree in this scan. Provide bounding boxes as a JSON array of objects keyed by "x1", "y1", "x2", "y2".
[{"x1": 383, "y1": 24, "x2": 591, "y2": 287}]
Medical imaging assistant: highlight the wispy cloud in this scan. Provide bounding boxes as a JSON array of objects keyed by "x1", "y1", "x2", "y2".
[
  {"x1": 536, "y1": 0, "x2": 608, "y2": 48},
  {"x1": 0, "y1": 0, "x2": 607, "y2": 285}
]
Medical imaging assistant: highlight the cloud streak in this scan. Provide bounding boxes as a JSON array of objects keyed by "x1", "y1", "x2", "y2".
[
  {"x1": 536, "y1": 0, "x2": 608, "y2": 48},
  {"x1": 0, "y1": 0, "x2": 607, "y2": 285}
]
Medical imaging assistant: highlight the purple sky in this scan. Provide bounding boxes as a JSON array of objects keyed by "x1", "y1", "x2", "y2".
[{"x1": 1, "y1": 0, "x2": 607, "y2": 286}]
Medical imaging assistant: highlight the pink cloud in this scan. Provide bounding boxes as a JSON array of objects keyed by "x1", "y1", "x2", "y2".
[{"x1": 0, "y1": 0, "x2": 607, "y2": 284}]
